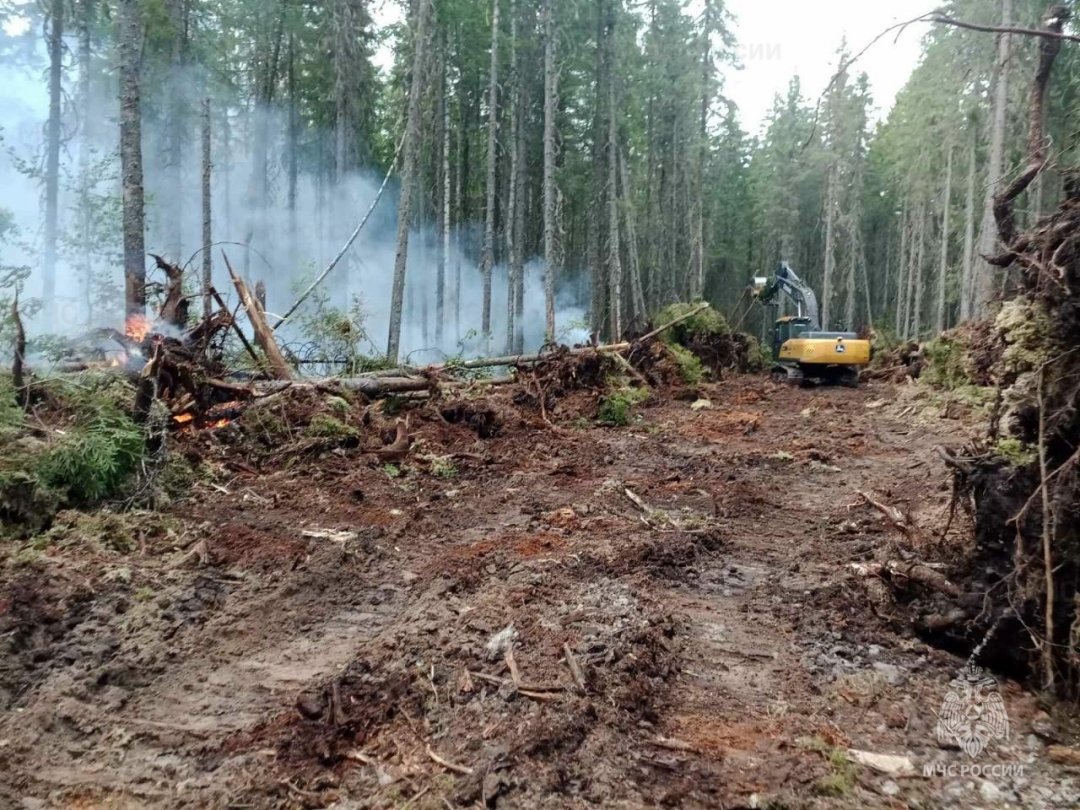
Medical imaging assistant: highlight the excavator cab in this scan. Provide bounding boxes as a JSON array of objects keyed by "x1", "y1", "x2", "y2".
[{"x1": 772, "y1": 316, "x2": 812, "y2": 361}]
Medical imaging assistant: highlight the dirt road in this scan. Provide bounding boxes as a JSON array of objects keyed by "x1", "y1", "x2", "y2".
[{"x1": 2, "y1": 376, "x2": 1077, "y2": 808}]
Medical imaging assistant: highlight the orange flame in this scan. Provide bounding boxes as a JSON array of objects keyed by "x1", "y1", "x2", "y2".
[
  {"x1": 126, "y1": 314, "x2": 153, "y2": 343},
  {"x1": 173, "y1": 413, "x2": 195, "y2": 426},
  {"x1": 209, "y1": 418, "x2": 231, "y2": 429}
]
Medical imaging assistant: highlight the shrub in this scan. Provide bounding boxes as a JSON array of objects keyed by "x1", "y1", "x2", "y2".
[
  {"x1": 668, "y1": 344, "x2": 704, "y2": 385},
  {"x1": 598, "y1": 386, "x2": 650, "y2": 426}
]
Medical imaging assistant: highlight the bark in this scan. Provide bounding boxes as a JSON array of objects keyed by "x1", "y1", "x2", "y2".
[
  {"x1": 437, "y1": 44, "x2": 450, "y2": 347},
  {"x1": 387, "y1": 0, "x2": 432, "y2": 363},
  {"x1": 936, "y1": 147, "x2": 953, "y2": 334},
  {"x1": 822, "y1": 165, "x2": 837, "y2": 330},
  {"x1": 202, "y1": 97, "x2": 213, "y2": 320},
  {"x1": 911, "y1": 200, "x2": 926, "y2": 339},
  {"x1": 542, "y1": 0, "x2": 558, "y2": 342},
  {"x1": 505, "y1": 0, "x2": 519, "y2": 354},
  {"x1": 619, "y1": 147, "x2": 646, "y2": 324},
  {"x1": 511, "y1": 14, "x2": 528, "y2": 354},
  {"x1": 225, "y1": 254, "x2": 292, "y2": 381},
  {"x1": 690, "y1": 0, "x2": 712, "y2": 300},
  {"x1": 479, "y1": 0, "x2": 501, "y2": 346},
  {"x1": 77, "y1": 0, "x2": 94, "y2": 322},
  {"x1": 119, "y1": 0, "x2": 146, "y2": 319},
  {"x1": 287, "y1": 31, "x2": 298, "y2": 263},
  {"x1": 164, "y1": 0, "x2": 188, "y2": 261},
  {"x1": 44, "y1": 0, "x2": 64, "y2": 328},
  {"x1": 960, "y1": 133, "x2": 976, "y2": 322},
  {"x1": 895, "y1": 201, "x2": 909, "y2": 338},
  {"x1": 973, "y1": 0, "x2": 1011, "y2": 316},
  {"x1": 606, "y1": 12, "x2": 622, "y2": 342}
]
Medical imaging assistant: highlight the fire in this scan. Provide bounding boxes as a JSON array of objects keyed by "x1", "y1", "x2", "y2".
[
  {"x1": 126, "y1": 314, "x2": 153, "y2": 343},
  {"x1": 209, "y1": 418, "x2": 232, "y2": 429},
  {"x1": 173, "y1": 413, "x2": 195, "y2": 426}
]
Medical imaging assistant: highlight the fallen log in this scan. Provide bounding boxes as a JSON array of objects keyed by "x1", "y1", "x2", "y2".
[{"x1": 223, "y1": 252, "x2": 292, "y2": 381}]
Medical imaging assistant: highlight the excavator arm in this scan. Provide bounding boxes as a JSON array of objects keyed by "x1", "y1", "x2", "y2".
[{"x1": 753, "y1": 262, "x2": 821, "y2": 331}]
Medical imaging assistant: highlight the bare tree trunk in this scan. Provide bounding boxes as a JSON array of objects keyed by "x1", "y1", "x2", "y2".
[
  {"x1": 202, "y1": 97, "x2": 213, "y2": 319},
  {"x1": 607, "y1": 78, "x2": 622, "y2": 341},
  {"x1": 895, "y1": 201, "x2": 909, "y2": 338},
  {"x1": 936, "y1": 147, "x2": 953, "y2": 334},
  {"x1": 505, "y1": 0, "x2": 519, "y2": 354},
  {"x1": 542, "y1": 0, "x2": 558, "y2": 342},
  {"x1": 822, "y1": 165, "x2": 837, "y2": 330},
  {"x1": 119, "y1": 0, "x2": 146, "y2": 319},
  {"x1": 960, "y1": 133, "x2": 976, "y2": 322},
  {"x1": 387, "y1": 0, "x2": 432, "y2": 363},
  {"x1": 911, "y1": 200, "x2": 926, "y2": 339},
  {"x1": 974, "y1": 0, "x2": 1011, "y2": 317},
  {"x1": 165, "y1": 0, "x2": 188, "y2": 262},
  {"x1": 44, "y1": 0, "x2": 64, "y2": 328},
  {"x1": 287, "y1": 31, "x2": 298, "y2": 266},
  {"x1": 77, "y1": 0, "x2": 94, "y2": 323},
  {"x1": 619, "y1": 147, "x2": 646, "y2": 324},
  {"x1": 511, "y1": 10, "x2": 527, "y2": 354},
  {"x1": 479, "y1": 0, "x2": 501, "y2": 347},
  {"x1": 437, "y1": 43, "x2": 450, "y2": 347}
]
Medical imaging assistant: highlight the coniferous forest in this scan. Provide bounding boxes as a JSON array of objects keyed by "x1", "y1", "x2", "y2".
[
  {"x1": 5, "y1": 3, "x2": 1080, "y2": 807},
  {"x1": 3, "y1": 0, "x2": 1078, "y2": 359}
]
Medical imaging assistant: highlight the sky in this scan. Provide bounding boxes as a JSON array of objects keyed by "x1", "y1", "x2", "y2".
[{"x1": 722, "y1": 0, "x2": 937, "y2": 134}]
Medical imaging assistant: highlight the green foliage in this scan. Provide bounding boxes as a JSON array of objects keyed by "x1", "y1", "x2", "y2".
[
  {"x1": 922, "y1": 334, "x2": 971, "y2": 390},
  {"x1": 654, "y1": 303, "x2": 731, "y2": 346},
  {"x1": 668, "y1": 343, "x2": 704, "y2": 385},
  {"x1": 304, "y1": 413, "x2": 360, "y2": 441},
  {"x1": 741, "y1": 335, "x2": 768, "y2": 373},
  {"x1": 429, "y1": 457, "x2": 458, "y2": 479},
  {"x1": 382, "y1": 463, "x2": 402, "y2": 479},
  {"x1": 36, "y1": 404, "x2": 145, "y2": 505},
  {"x1": 994, "y1": 437, "x2": 1037, "y2": 467},
  {"x1": 598, "y1": 386, "x2": 650, "y2": 427}
]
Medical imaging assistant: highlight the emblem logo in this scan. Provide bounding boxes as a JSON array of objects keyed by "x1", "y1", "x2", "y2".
[{"x1": 936, "y1": 662, "x2": 1009, "y2": 757}]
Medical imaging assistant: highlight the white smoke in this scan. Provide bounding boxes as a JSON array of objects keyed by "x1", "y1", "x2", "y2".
[{"x1": 0, "y1": 33, "x2": 588, "y2": 365}]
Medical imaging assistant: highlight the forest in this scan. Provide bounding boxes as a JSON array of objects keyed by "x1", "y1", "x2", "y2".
[
  {"x1": 1, "y1": 0, "x2": 1077, "y2": 361},
  {"x1": 4, "y1": 0, "x2": 1080, "y2": 808}
]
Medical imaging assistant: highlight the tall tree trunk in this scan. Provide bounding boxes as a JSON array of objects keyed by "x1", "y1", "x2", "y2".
[
  {"x1": 119, "y1": 0, "x2": 146, "y2": 319},
  {"x1": 511, "y1": 13, "x2": 527, "y2": 354},
  {"x1": 588, "y1": 0, "x2": 608, "y2": 337},
  {"x1": 479, "y1": 0, "x2": 501, "y2": 347},
  {"x1": 936, "y1": 147, "x2": 953, "y2": 334},
  {"x1": 822, "y1": 165, "x2": 837, "y2": 330},
  {"x1": 619, "y1": 147, "x2": 646, "y2": 323},
  {"x1": 504, "y1": 0, "x2": 519, "y2": 354},
  {"x1": 454, "y1": 71, "x2": 466, "y2": 341},
  {"x1": 690, "y1": 0, "x2": 712, "y2": 300},
  {"x1": 542, "y1": 0, "x2": 558, "y2": 342},
  {"x1": 437, "y1": 44, "x2": 450, "y2": 347},
  {"x1": 895, "y1": 200, "x2": 909, "y2": 338},
  {"x1": 165, "y1": 0, "x2": 188, "y2": 262},
  {"x1": 960, "y1": 132, "x2": 976, "y2": 322},
  {"x1": 202, "y1": 97, "x2": 213, "y2": 319},
  {"x1": 386, "y1": 0, "x2": 432, "y2": 363},
  {"x1": 44, "y1": 0, "x2": 64, "y2": 328},
  {"x1": 77, "y1": 0, "x2": 94, "y2": 323},
  {"x1": 910, "y1": 200, "x2": 926, "y2": 339},
  {"x1": 287, "y1": 31, "x2": 298, "y2": 266},
  {"x1": 606, "y1": 75, "x2": 622, "y2": 340},
  {"x1": 974, "y1": 0, "x2": 1011, "y2": 317}
]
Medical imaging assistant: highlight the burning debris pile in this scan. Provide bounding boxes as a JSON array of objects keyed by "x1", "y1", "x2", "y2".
[{"x1": 4, "y1": 260, "x2": 740, "y2": 539}]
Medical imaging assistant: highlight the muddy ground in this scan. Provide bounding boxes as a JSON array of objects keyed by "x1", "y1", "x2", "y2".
[{"x1": 2, "y1": 374, "x2": 1079, "y2": 809}]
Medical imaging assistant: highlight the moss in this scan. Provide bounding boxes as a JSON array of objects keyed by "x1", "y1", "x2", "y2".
[
  {"x1": 923, "y1": 334, "x2": 970, "y2": 389},
  {"x1": 430, "y1": 457, "x2": 458, "y2": 479},
  {"x1": 654, "y1": 302, "x2": 730, "y2": 347},
  {"x1": 325, "y1": 396, "x2": 351, "y2": 416},
  {"x1": 0, "y1": 468, "x2": 62, "y2": 540},
  {"x1": 994, "y1": 437, "x2": 1037, "y2": 466},
  {"x1": 598, "y1": 386, "x2": 650, "y2": 426},
  {"x1": 304, "y1": 413, "x2": 360, "y2": 441},
  {"x1": 668, "y1": 344, "x2": 705, "y2": 385},
  {"x1": 38, "y1": 510, "x2": 181, "y2": 554},
  {"x1": 242, "y1": 406, "x2": 291, "y2": 440},
  {"x1": 996, "y1": 296, "x2": 1053, "y2": 377}
]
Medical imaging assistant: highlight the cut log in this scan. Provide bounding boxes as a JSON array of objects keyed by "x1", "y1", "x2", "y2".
[{"x1": 223, "y1": 252, "x2": 292, "y2": 381}]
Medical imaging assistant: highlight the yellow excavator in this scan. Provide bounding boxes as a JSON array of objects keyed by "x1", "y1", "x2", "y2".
[{"x1": 751, "y1": 263, "x2": 870, "y2": 386}]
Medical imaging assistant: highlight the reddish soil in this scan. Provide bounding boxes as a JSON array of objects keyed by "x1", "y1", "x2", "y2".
[{"x1": 2, "y1": 375, "x2": 1078, "y2": 809}]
